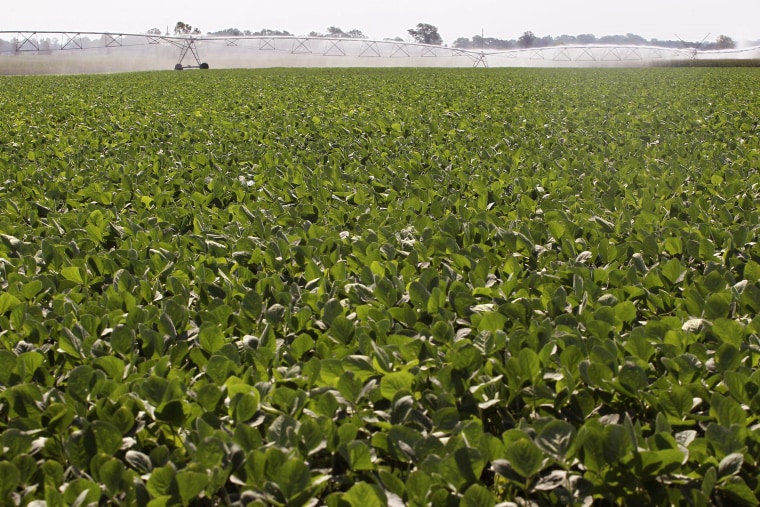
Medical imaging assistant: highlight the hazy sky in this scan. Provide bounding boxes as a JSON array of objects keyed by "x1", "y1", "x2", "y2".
[{"x1": 3, "y1": 1, "x2": 759, "y2": 44}]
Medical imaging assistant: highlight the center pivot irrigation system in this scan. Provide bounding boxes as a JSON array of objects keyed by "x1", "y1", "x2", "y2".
[
  {"x1": 2, "y1": 31, "x2": 760, "y2": 70},
  {"x1": 172, "y1": 38, "x2": 208, "y2": 70}
]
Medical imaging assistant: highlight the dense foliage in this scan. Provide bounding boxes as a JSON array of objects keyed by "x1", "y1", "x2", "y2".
[{"x1": 1, "y1": 68, "x2": 760, "y2": 506}]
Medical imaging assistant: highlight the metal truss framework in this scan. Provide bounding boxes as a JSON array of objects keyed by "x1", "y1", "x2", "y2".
[{"x1": 1, "y1": 31, "x2": 759, "y2": 69}]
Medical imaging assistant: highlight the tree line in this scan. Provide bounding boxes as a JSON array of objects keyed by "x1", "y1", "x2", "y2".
[
  {"x1": 196, "y1": 22, "x2": 741, "y2": 51},
  {"x1": 0, "y1": 22, "x2": 742, "y2": 53},
  {"x1": 453, "y1": 31, "x2": 737, "y2": 51}
]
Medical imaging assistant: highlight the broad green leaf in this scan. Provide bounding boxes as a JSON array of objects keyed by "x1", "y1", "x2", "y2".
[
  {"x1": 461, "y1": 484, "x2": 496, "y2": 507},
  {"x1": 322, "y1": 298, "x2": 344, "y2": 326},
  {"x1": 744, "y1": 259, "x2": 760, "y2": 282},
  {"x1": 405, "y1": 470, "x2": 432, "y2": 503},
  {"x1": 62, "y1": 478, "x2": 101, "y2": 506},
  {"x1": 0, "y1": 462, "x2": 20, "y2": 499},
  {"x1": 110, "y1": 325, "x2": 136, "y2": 355},
  {"x1": 67, "y1": 365, "x2": 94, "y2": 404},
  {"x1": 504, "y1": 439, "x2": 544, "y2": 478},
  {"x1": 125, "y1": 450, "x2": 153, "y2": 474},
  {"x1": 343, "y1": 440, "x2": 374, "y2": 471},
  {"x1": 721, "y1": 477, "x2": 758, "y2": 507},
  {"x1": 176, "y1": 470, "x2": 208, "y2": 506},
  {"x1": 230, "y1": 392, "x2": 259, "y2": 422},
  {"x1": 343, "y1": 482, "x2": 386, "y2": 507},
  {"x1": 0, "y1": 292, "x2": 22, "y2": 314},
  {"x1": 147, "y1": 464, "x2": 178, "y2": 498},
  {"x1": 536, "y1": 420, "x2": 576, "y2": 461},
  {"x1": 276, "y1": 459, "x2": 312, "y2": 500},
  {"x1": 718, "y1": 453, "x2": 744, "y2": 478},
  {"x1": 199, "y1": 322, "x2": 226, "y2": 354},
  {"x1": 92, "y1": 420, "x2": 124, "y2": 455},
  {"x1": 61, "y1": 266, "x2": 85, "y2": 284},
  {"x1": 330, "y1": 315, "x2": 356, "y2": 344},
  {"x1": 477, "y1": 311, "x2": 507, "y2": 333},
  {"x1": 380, "y1": 371, "x2": 414, "y2": 400},
  {"x1": 97, "y1": 458, "x2": 126, "y2": 496},
  {"x1": 408, "y1": 281, "x2": 431, "y2": 309}
]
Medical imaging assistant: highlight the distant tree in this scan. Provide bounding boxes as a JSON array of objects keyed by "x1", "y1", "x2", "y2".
[
  {"x1": 408, "y1": 23, "x2": 443, "y2": 45},
  {"x1": 536, "y1": 35, "x2": 554, "y2": 47},
  {"x1": 256, "y1": 29, "x2": 292, "y2": 36},
  {"x1": 146, "y1": 28, "x2": 162, "y2": 35},
  {"x1": 454, "y1": 35, "x2": 517, "y2": 50},
  {"x1": 577, "y1": 33, "x2": 596, "y2": 44},
  {"x1": 207, "y1": 28, "x2": 243, "y2": 36},
  {"x1": 716, "y1": 34, "x2": 736, "y2": 49},
  {"x1": 518, "y1": 31, "x2": 536, "y2": 48},
  {"x1": 454, "y1": 37, "x2": 473, "y2": 49},
  {"x1": 346, "y1": 29, "x2": 367, "y2": 39},
  {"x1": 598, "y1": 34, "x2": 628, "y2": 45},
  {"x1": 554, "y1": 34, "x2": 577, "y2": 45},
  {"x1": 208, "y1": 28, "x2": 247, "y2": 37},
  {"x1": 319, "y1": 27, "x2": 367, "y2": 39},
  {"x1": 327, "y1": 26, "x2": 344, "y2": 37},
  {"x1": 174, "y1": 22, "x2": 201, "y2": 36},
  {"x1": 625, "y1": 33, "x2": 647, "y2": 45}
]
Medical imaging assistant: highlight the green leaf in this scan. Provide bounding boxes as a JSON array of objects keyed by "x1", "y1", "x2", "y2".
[
  {"x1": 720, "y1": 477, "x2": 758, "y2": 507},
  {"x1": 477, "y1": 311, "x2": 507, "y2": 333},
  {"x1": 535, "y1": 420, "x2": 576, "y2": 461},
  {"x1": 290, "y1": 333, "x2": 315, "y2": 360},
  {"x1": 330, "y1": 315, "x2": 356, "y2": 344},
  {"x1": 342, "y1": 440, "x2": 374, "y2": 471},
  {"x1": 95, "y1": 458, "x2": 126, "y2": 495},
  {"x1": 110, "y1": 325, "x2": 136, "y2": 355},
  {"x1": 42, "y1": 403, "x2": 75, "y2": 435},
  {"x1": 230, "y1": 392, "x2": 259, "y2": 422},
  {"x1": 744, "y1": 259, "x2": 760, "y2": 282},
  {"x1": 276, "y1": 459, "x2": 312, "y2": 500},
  {"x1": 176, "y1": 470, "x2": 208, "y2": 506},
  {"x1": 712, "y1": 318, "x2": 745, "y2": 348},
  {"x1": 322, "y1": 298, "x2": 344, "y2": 326},
  {"x1": 343, "y1": 482, "x2": 387, "y2": 507},
  {"x1": 704, "y1": 293, "x2": 731, "y2": 319},
  {"x1": 380, "y1": 371, "x2": 414, "y2": 400},
  {"x1": 702, "y1": 466, "x2": 718, "y2": 496},
  {"x1": 125, "y1": 450, "x2": 153, "y2": 474},
  {"x1": 602, "y1": 424, "x2": 631, "y2": 464},
  {"x1": 147, "y1": 464, "x2": 178, "y2": 498},
  {"x1": 67, "y1": 365, "x2": 94, "y2": 404},
  {"x1": 199, "y1": 322, "x2": 226, "y2": 354},
  {"x1": 265, "y1": 303, "x2": 287, "y2": 326},
  {"x1": 616, "y1": 362, "x2": 649, "y2": 396},
  {"x1": 62, "y1": 478, "x2": 101, "y2": 506},
  {"x1": 61, "y1": 266, "x2": 85, "y2": 284},
  {"x1": 461, "y1": 484, "x2": 496, "y2": 507},
  {"x1": 0, "y1": 462, "x2": 20, "y2": 499},
  {"x1": 505, "y1": 439, "x2": 544, "y2": 478},
  {"x1": 378, "y1": 469, "x2": 406, "y2": 499},
  {"x1": 406, "y1": 470, "x2": 432, "y2": 503},
  {"x1": 408, "y1": 281, "x2": 431, "y2": 309},
  {"x1": 92, "y1": 420, "x2": 124, "y2": 455},
  {"x1": 614, "y1": 301, "x2": 637, "y2": 325},
  {"x1": 0, "y1": 292, "x2": 22, "y2": 315},
  {"x1": 635, "y1": 449, "x2": 685, "y2": 476},
  {"x1": 439, "y1": 447, "x2": 485, "y2": 491},
  {"x1": 241, "y1": 290, "x2": 262, "y2": 320},
  {"x1": 719, "y1": 453, "x2": 744, "y2": 478}
]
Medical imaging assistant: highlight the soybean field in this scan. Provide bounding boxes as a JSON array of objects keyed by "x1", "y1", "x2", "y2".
[{"x1": 1, "y1": 68, "x2": 760, "y2": 506}]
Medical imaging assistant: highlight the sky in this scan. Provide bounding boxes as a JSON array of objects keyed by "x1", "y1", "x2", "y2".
[{"x1": 3, "y1": 0, "x2": 760, "y2": 44}]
